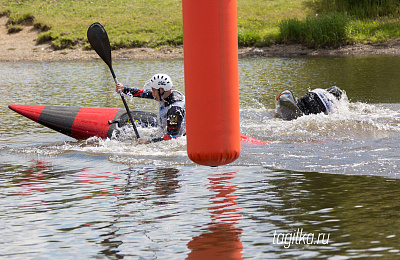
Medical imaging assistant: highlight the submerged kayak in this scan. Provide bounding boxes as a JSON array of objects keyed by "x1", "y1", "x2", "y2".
[{"x1": 9, "y1": 104, "x2": 268, "y2": 145}]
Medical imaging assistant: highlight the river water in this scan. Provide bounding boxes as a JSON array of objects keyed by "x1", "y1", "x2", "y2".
[{"x1": 1, "y1": 55, "x2": 400, "y2": 259}]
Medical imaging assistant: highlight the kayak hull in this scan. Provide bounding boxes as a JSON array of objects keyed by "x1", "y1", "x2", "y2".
[
  {"x1": 9, "y1": 104, "x2": 268, "y2": 145},
  {"x1": 8, "y1": 104, "x2": 158, "y2": 140}
]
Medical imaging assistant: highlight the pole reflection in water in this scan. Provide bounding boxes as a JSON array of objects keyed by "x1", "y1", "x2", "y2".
[{"x1": 187, "y1": 171, "x2": 243, "y2": 259}]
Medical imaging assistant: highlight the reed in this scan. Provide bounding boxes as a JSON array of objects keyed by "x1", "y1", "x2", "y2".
[
  {"x1": 280, "y1": 0, "x2": 400, "y2": 47},
  {"x1": 279, "y1": 13, "x2": 350, "y2": 47}
]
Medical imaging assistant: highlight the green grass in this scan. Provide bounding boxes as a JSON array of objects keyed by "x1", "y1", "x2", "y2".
[
  {"x1": 237, "y1": 0, "x2": 308, "y2": 47},
  {"x1": 0, "y1": 0, "x2": 399, "y2": 50},
  {"x1": 0, "y1": 0, "x2": 184, "y2": 49},
  {"x1": 347, "y1": 17, "x2": 400, "y2": 43},
  {"x1": 305, "y1": 0, "x2": 400, "y2": 18}
]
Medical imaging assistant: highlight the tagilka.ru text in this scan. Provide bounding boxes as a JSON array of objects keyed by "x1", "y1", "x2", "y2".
[{"x1": 273, "y1": 228, "x2": 330, "y2": 249}]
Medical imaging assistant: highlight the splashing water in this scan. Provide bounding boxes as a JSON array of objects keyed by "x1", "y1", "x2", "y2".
[
  {"x1": 241, "y1": 92, "x2": 400, "y2": 144},
  {"x1": 238, "y1": 92, "x2": 400, "y2": 176},
  {"x1": 8, "y1": 123, "x2": 189, "y2": 166}
]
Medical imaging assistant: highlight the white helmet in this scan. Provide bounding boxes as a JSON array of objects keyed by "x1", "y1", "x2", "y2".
[{"x1": 149, "y1": 74, "x2": 173, "y2": 91}]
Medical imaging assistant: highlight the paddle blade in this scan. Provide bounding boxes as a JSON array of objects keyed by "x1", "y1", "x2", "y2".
[{"x1": 87, "y1": 22, "x2": 113, "y2": 70}]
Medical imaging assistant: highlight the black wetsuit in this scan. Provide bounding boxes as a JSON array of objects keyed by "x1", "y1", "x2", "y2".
[
  {"x1": 276, "y1": 86, "x2": 343, "y2": 120},
  {"x1": 297, "y1": 86, "x2": 343, "y2": 115}
]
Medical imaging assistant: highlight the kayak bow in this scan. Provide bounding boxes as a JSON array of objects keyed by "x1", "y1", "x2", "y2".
[{"x1": 8, "y1": 104, "x2": 157, "y2": 140}]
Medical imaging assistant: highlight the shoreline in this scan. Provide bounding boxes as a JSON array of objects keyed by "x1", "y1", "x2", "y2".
[
  {"x1": 2, "y1": 40, "x2": 400, "y2": 62},
  {"x1": 1, "y1": 17, "x2": 400, "y2": 62}
]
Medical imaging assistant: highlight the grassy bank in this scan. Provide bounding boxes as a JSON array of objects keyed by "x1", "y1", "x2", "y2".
[
  {"x1": 0, "y1": 0, "x2": 399, "y2": 50},
  {"x1": 280, "y1": 0, "x2": 400, "y2": 47}
]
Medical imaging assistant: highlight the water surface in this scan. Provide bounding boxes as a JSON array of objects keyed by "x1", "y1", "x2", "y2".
[{"x1": 1, "y1": 55, "x2": 400, "y2": 259}]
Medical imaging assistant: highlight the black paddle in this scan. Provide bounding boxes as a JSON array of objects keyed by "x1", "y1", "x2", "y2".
[{"x1": 87, "y1": 22, "x2": 140, "y2": 139}]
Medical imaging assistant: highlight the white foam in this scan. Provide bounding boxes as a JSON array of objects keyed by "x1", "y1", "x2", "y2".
[{"x1": 241, "y1": 93, "x2": 400, "y2": 143}]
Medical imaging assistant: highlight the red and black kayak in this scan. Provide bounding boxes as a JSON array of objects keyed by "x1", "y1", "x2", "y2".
[
  {"x1": 8, "y1": 104, "x2": 268, "y2": 145},
  {"x1": 8, "y1": 104, "x2": 158, "y2": 140}
]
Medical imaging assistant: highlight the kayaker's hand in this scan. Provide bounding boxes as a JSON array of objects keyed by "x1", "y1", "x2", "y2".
[
  {"x1": 138, "y1": 139, "x2": 149, "y2": 145},
  {"x1": 115, "y1": 83, "x2": 125, "y2": 93}
]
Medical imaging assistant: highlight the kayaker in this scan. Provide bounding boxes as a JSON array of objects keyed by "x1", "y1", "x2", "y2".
[
  {"x1": 275, "y1": 86, "x2": 343, "y2": 120},
  {"x1": 115, "y1": 74, "x2": 186, "y2": 144}
]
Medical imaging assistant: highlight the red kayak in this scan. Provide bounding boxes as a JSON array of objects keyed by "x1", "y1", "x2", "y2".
[
  {"x1": 9, "y1": 104, "x2": 268, "y2": 145},
  {"x1": 8, "y1": 104, "x2": 158, "y2": 140}
]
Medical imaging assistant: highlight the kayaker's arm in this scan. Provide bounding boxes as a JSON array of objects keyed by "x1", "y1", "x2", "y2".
[{"x1": 115, "y1": 83, "x2": 154, "y2": 100}]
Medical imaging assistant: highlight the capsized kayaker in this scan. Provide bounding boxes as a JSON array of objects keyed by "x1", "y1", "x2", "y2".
[
  {"x1": 275, "y1": 86, "x2": 343, "y2": 120},
  {"x1": 115, "y1": 73, "x2": 186, "y2": 144}
]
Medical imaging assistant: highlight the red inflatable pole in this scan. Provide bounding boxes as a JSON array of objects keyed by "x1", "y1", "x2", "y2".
[{"x1": 183, "y1": 0, "x2": 241, "y2": 166}]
